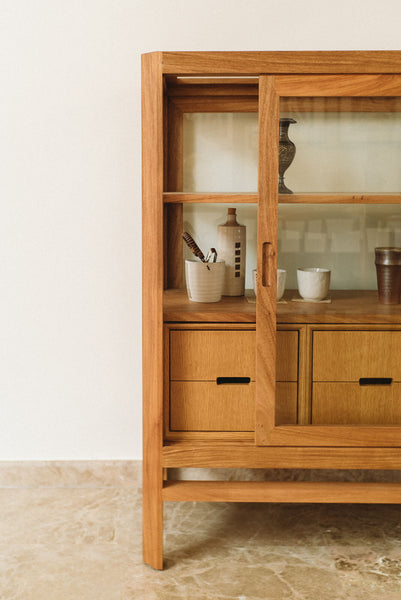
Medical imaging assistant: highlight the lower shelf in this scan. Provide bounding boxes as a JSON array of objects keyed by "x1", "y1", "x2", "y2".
[
  {"x1": 163, "y1": 480, "x2": 401, "y2": 503},
  {"x1": 164, "y1": 288, "x2": 401, "y2": 324},
  {"x1": 162, "y1": 442, "x2": 401, "y2": 469}
]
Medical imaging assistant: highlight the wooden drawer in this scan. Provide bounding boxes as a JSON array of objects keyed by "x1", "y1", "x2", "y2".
[
  {"x1": 312, "y1": 382, "x2": 401, "y2": 425},
  {"x1": 313, "y1": 331, "x2": 401, "y2": 382},
  {"x1": 170, "y1": 329, "x2": 298, "y2": 382},
  {"x1": 170, "y1": 381, "x2": 297, "y2": 431}
]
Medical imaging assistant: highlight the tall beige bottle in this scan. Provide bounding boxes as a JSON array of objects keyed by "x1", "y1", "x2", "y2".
[{"x1": 217, "y1": 208, "x2": 246, "y2": 296}]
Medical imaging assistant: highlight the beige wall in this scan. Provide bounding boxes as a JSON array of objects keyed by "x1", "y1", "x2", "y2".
[{"x1": 1, "y1": 0, "x2": 401, "y2": 459}]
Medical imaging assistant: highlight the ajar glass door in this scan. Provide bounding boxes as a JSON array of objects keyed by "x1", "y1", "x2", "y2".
[{"x1": 256, "y1": 74, "x2": 401, "y2": 447}]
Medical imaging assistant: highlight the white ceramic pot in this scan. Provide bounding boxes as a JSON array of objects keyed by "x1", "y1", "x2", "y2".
[
  {"x1": 185, "y1": 260, "x2": 225, "y2": 303},
  {"x1": 297, "y1": 267, "x2": 331, "y2": 301},
  {"x1": 253, "y1": 268, "x2": 286, "y2": 300}
]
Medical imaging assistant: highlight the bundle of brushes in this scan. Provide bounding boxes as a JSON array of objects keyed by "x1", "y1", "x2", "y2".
[{"x1": 182, "y1": 232, "x2": 217, "y2": 269}]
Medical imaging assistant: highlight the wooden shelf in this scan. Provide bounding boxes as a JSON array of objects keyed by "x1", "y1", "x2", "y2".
[
  {"x1": 163, "y1": 192, "x2": 257, "y2": 204},
  {"x1": 164, "y1": 192, "x2": 401, "y2": 204},
  {"x1": 164, "y1": 289, "x2": 256, "y2": 322},
  {"x1": 281, "y1": 193, "x2": 401, "y2": 204},
  {"x1": 162, "y1": 480, "x2": 401, "y2": 504},
  {"x1": 162, "y1": 441, "x2": 401, "y2": 469},
  {"x1": 164, "y1": 289, "x2": 401, "y2": 324}
]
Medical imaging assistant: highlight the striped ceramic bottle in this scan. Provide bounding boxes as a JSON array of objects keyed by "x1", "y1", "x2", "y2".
[{"x1": 217, "y1": 208, "x2": 246, "y2": 296}]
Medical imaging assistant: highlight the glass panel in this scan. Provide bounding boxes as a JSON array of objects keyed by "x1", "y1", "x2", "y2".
[
  {"x1": 279, "y1": 100, "x2": 401, "y2": 194},
  {"x1": 276, "y1": 95, "x2": 401, "y2": 428},
  {"x1": 183, "y1": 113, "x2": 258, "y2": 192},
  {"x1": 278, "y1": 204, "x2": 401, "y2": 290}
]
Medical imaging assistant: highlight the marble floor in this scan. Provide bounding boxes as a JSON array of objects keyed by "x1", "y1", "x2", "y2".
[{"x1": 1, "y1": 462, "x2": 401, "y2": 600}]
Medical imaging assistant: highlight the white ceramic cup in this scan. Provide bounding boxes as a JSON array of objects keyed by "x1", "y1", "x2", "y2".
[
  {"x1": 185, "y1": 259, "x2": 225, "y2": 302},
  {"x1": 277, "y1": 269, "x2": 286, "y2": 300},
  {"x1": 297, "y1": 267, "x2": 331, "y2": 301},
  {"x1": 252, "y1": 268, "x2": 286, "y2": 300}
]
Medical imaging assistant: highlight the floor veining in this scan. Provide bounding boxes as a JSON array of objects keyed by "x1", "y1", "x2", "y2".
[{"x1": 1, "y1": 462, "x2": 401, "y2": 599}]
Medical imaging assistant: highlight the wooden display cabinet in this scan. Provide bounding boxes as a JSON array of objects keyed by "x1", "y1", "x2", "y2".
[{"x1": 142, "y1": 51, "x2": 401, "y2": 569}]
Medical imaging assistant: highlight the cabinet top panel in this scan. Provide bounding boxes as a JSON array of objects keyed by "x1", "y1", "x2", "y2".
[{"x1": 143, "y1": 51, "x2": 401, "y2": 76}]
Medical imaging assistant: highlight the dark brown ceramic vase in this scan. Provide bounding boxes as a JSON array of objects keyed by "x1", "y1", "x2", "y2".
[
  {"x1": 278, "y1": 118, "x2": 296, "y2": 194},
  {"x1": 375, "y1": 247, "x2": 401, "y2": 304}
]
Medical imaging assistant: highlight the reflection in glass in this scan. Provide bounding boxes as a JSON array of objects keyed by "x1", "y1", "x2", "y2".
[
  {"x1": 280, "y1": 104, "x2": 401, "y2": 193},
  {"x1": 278, "y1": 204, "x2": 401, "y2": 290}
]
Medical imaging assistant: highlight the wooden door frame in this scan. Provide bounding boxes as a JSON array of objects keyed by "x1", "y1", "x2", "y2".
[{"x1": 255, "y1": 73, "x2": 401, "y2": 447}]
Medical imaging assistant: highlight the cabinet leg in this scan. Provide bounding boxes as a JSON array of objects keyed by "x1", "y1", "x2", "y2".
[{"x1": 143, "y1": 467, "x2": 164, "y2": 570}]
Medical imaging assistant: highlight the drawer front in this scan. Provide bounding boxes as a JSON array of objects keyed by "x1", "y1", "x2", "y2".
[
  {"x1": 170, "y1": 330, "x2": 255, "y2": 381},
  {"x1": 170, "y1": 329, "x2": 298, "y2": 382},
  {"x1": 170, "y1": 381, "x2": 254, "y2": 431},
  {"x1": 312, "y1": 382, "x2": 401, "y2": 425},
  {"x1": 313, "y1": 331, "x2": 401, "y2": 382},
  {"x1": 277, "y1": 331, "x2": 298, "y2": 382},
  {"x1": 170, "y1": 381, "x2": 297, "y2": 431}
]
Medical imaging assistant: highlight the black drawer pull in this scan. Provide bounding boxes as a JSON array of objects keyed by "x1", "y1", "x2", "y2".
[
  {"x1": 359, "y1": 377, "x2": 392, "y2": 386},
  {"x1": 216, "y1": 377, "x2": 251, "y2": 385}
]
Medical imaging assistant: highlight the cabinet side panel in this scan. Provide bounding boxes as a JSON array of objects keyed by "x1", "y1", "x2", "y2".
[
  {"x1": 142, "y1": 52, "x2": 164, "y2": 570},
  {"x1": 255, "y1": 76, "x2": 279, "y2": 444}
]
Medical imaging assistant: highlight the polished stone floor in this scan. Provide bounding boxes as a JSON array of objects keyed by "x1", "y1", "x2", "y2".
[{"x1": 1, "y1": 462, "x2": 401, "y2": 599}]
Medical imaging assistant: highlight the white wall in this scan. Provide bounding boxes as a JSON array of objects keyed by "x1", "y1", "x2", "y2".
[{"x1": 1, "y1": 0, "x2": 400, "y2": 459}]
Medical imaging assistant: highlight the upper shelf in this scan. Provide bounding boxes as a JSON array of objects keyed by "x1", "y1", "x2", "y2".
[{"x1": 163, "y1": 193, "x2": 401, "y2": 204}]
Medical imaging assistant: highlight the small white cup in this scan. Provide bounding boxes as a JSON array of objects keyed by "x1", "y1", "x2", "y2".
[
  {"x1": 297, "y1": 267, "x2": 331, "y2": 301},
  {"x1": 277, "y1": 269, "x2": 286, "y2": 300},
  {"x1": 252, "y1": 268, "x2": 286, "y2": 300},
  {"x1": 185, "y1": 259, "x2": 225, "y2": 303}
]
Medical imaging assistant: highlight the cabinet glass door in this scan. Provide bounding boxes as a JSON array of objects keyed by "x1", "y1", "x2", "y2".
[{"x1": 256, "y1": 74, "x2": 401, "y2": 446}]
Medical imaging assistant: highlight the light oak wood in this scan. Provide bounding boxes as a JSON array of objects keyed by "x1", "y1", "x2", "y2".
[
  {"x1": 170, "y1": 381, "x2": 255, "y2": 431},
  {"x1": 313, "y1": 331, "x2": 401, "y2": 381},
  {"x1": 159, "y1": 51, "x2": 401, "y2": 75},
  {"x1": 279, "y1": 194, "x2": 401, "y2": 204},
  {"x1": 276, "y1": 291, "x2": 401, "y2": 325},
  {"x1": 297, "y1": 325, "x2": 311, "y2": 425},
  {"x1": 275, "y1": 382, "x2": 298, "y2": 425},
  {"x1": 170, "y1": 329, "x2": 256, "y2": 381},
  {"x1": 166, "y1": 77, "x2": 259, "y2": 94},
  {"x1": 169, "y1": 328, "x2": 298, "y2": 382},
  {"x1": 280, "y1": 97, "x2": 401, "y2": 113},
  {"x1": 275, "y1": 74, "x2": 401, "y2": 97},
  {"x1": 166, "y1": 81, "x2": 401, "y2": 111},
  {"x1": 168, "y1": 328, "x2": 298, "y2": 434},
  {"x1": 164, "y1": 289, "x2": 401, "y2": 324},
  {"x1": 167, "y1": 95, "x2": 401, "y2": 114},
  {"x1": 169, "y1": 96, "x2": 258, "y2": 113},
  {"x1": 255, "y1": 75, "x2": 278, "y2": 445},
  {"x1": 276, "y1": 331, "x2": 298, "y2": 382},
  {"x1": 143, "y1": 50, "x2": 401, "y2": 569},
  {"x1": 163, "y1": 192, "x2": 258, "y2": 204},
  {"x1": 162, "y1": 480, "x2": 401, "y2": 504},
  {"x1": 165, "y1": 98, "x2": 184, "y2": 288},
  {"x1": 162, "y1": 442, "x2": 401, "y2": 470},
  {"x1": 170, "y1": 381, "x2": 297, "y2": 432},
  {"x1": 164, "y1": 193, "x2": 401, "y2": 205},
  {"x1": 142, "y1": 52, "x2": 164, "y2": 570},
  {"x1": 258, "y1": 423, "x2": 401, "y2": 447},
  {"x1": 313, "y1": 382, "x2": 401, "y2": 425},
  {"x1": 164, "y1": 288, "x2": 256, "y2": 323}
]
